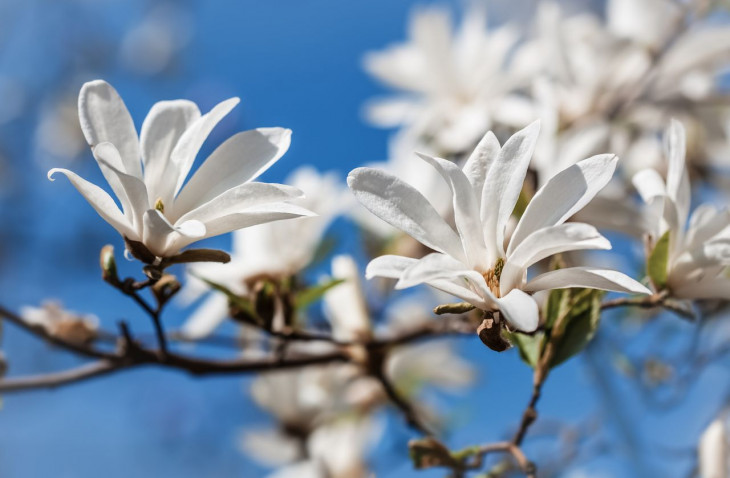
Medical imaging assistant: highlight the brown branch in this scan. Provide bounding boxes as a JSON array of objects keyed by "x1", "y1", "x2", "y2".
[
  {"x1": 0, "y1": 361, "x2": 122, "y2": 392},
  {"x1": 374, "y1": 368, "x2": 433, "y2": 436}
]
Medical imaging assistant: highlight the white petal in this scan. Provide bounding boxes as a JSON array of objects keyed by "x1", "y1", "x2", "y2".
[
  {"x1": 673, "y1": 278, "x2": 730, "y2": 300},
  {"x1": 180, "y1": 293, "x2": 230, "y2": 339},
  {"x1": 665, "y1": 119, "x2": 691, "y2": 227},
  {"x1": 93, "y1": 143, "x2": 150, "y2": 231},
  {"x1": 501, "y1": 223, "x2": 611, "y2": 293},
  {"x1": 48, "y1": 168, "x2": 134, "y2": 238},
  {"x1": 171, "y1": 203, "x2": 316, "y2": 252},
  {"x1": 175, "y1": 182, "x2": 303, "y2": 224},
  {"x1": 510, "y1": 154, "x2": 617, "y2": 255},
  {"x1": 365, "y1": 255, "x2": 417, "y2": 280},
  {"x1": 428, "y1": 276, "x2": 490, "y2": 308},
  {"x1": 140, "y1": 99, "x2": 201, "y2": 203},
  {"x1": 174, "y1": 128, "x2": 292, "y2": 215},
  {"x1": 417, "y1": 153, "x2": 488, "y2": 270},
  {"x1": 396, "y1": 252, "x2": 472, "y2": 289},
  {"x1": 482, "y1": 121, "x2": 540, "y2": 258},
  {"x1": 348, "y1": 167, "x2": 465, "y2": 261},
  {"x1": 632, "y1": 168, "x2": 666, "y2": 203},
  {"x1": 78, "y1": 80, "x2": 141, "y2": 178},
  {"x1": 462, "y1": 131, "x2": 500, "y2": 196},
  {"x1": 496, "y1": 289, "x2": 539, "y2": 332},
  {"x1": 523, "y1": 267, "x2": 651, "y2": 295},
  {"x1": 170, "y1": 97, "x2": 240, "y2": 195}
]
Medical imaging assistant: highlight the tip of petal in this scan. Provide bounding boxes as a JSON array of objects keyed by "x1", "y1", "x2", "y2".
[
  {"x1": 47, "y1": 168, "x2": 63, "y2": 181},
  {"x1": 346, "y1": 167, "x2": 370, "y2": 188}
]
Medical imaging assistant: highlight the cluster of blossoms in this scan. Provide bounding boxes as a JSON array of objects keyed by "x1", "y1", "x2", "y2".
[{"x1": 5, "y1": 0, "x2": 730, "y2": 476}]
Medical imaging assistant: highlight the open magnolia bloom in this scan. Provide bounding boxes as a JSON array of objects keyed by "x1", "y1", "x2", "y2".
[
  {"x1": 180, "y1": 167, "x2": 348, "y2": 339},
  {"x1": 633, "y1": 121, "x2": 730, "y2": 300},
  {"x1": 349, "y1": 122, "x2": 650, "y2": 332},
  {"x1": 363, "y1": 5, "x2": 533, "y2": 154},
  {"x1": 49, "y1": 80, "x2": 314, "y2": 259}
]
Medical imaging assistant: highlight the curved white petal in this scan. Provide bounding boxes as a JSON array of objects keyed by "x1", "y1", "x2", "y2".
[
  {"x1": 482, "y1": 121, "x2": 540, "y2": 258},
  {"x1": 140, "y1": 99, "x2": 201, "y2": 203},
  {"x1": 417, "y1": 153, "x2": 488, "y2": 270},
  {"x1": 510, "y1": 154, "x2": 617, "y2": 255},
  {"x1": 496, "y1": 289, "x2": 539, "y2": 332},
  {"x1": 501, "y1": 223, "x2": 611, "y2": 293},
  {"x1": 171, "y1": 97, "x2": 240, "y2": 195},
  {"x1": 175, "y1": 182, "x2": 303, "y2": 224},
  {"x1": 365, "y1": 255, "x2": 417, "y2": 280},
  {"x1": 78, "y1": 80, "x2": 141, "y2": 178},
  {"x1": 48, "y1": 168, "x2": 134, "y2": 238},
  {"x1": 396, "y1": 252, "x2": 472, "y2": 289},
  {"x1": 93, "y1": 143, "x2": 150, "y2": 231},
  {"x1": 665, "y1": 119, "x2": 690, "y2": 227},
  {"x1": 174, "y1": 128, "x2": 292, "y2": 214},
  {"x1": 673, "y1": 278, "x2": 730, "y2": 300},
  {"x1": 462, "y1": 130, "x2": 500, "y2": 196},
  {"x1": 632, "y1": 168, "x2": 667, "y2": 203},
  {"x1": 180, "y1": 293, "x2": 230, "y2": 340},
  {"x1": 523, "y1": 267, "x2": 651, "y2": 295},
  {"x1": 348, "y1": 167, "x2": 465, "y2": 261}
]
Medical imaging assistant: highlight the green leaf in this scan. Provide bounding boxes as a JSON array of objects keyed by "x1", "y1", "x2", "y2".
[
  {"x1": 550, "y1": 288, "x2": 605, "y2": 367},
  {"x1": 192, "y1": 274, "x2": 256, "y2": 318},
  {"x1": 294, "y1": 278, "x2": 345, "y2": 310},
  {"x1": 544, "y1": 287, "x2": 570, "y2": 329},
  {"x1": 647, "y1": 230, "x2": 670, "y2": 289},
  {"x1": 508, "y1": 331, "x2": 544, "y2": 368}
]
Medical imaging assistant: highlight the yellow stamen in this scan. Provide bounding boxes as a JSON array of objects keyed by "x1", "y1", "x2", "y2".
[{"x1": 154, "y1": 198, "x2": 165, "y2": 213}]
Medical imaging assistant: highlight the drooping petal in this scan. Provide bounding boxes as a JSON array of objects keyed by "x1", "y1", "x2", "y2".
[
  {"x1": 93, "y1": 143, "x2": 150, "y2": 231},
  {"x1": 170, "y1": 97, "x2": 240, "y2": 195},
  {"x1": 174, "y1": 182, "x2": 303, "y2": 224},
  {"x1": 78, "y1": 80, "x2": 142, "y2": 178},
  {"x1": 417, "y1": 153, "x2": 488, "y2": 270},
  {"x1": 180, "y1": 293, "x2": 230, "y2": 339},
  {"x1": 509, "y1": 154, "x2": 617, "y2": 255},
  {"x1": 523, "y1": 267, "x2": 651, "y2": 295},
  {"x1": 348, "y1": 167, "x2": 465, "y2": 261},
  {"x1": 462, "y1": 130, "x2": 500, "y2": 196},
  {"x1": 48, "y1": 168, "x2": 134, "y2": 238},
  {"x1": 482, "y1": 121, "x2": 540, "y2": 258},
  {"x1": 496, "y1": 289, "x2": 539, "y2": 332},
  {"x1": 365, "y1": 255, "x2": 417, "y2": 279},
  {"x1": 174, "y1": 128, "x2": 292, "y2": 215},
  {"x1": 140, "y1": 99, "x2": 201, "y2": 203},
  {"x1": 501, "y1": 223, "x2": 611, "y2": 293},
  {"x1": 396, "y1": 252, "x2": 472, "y2": 289}
]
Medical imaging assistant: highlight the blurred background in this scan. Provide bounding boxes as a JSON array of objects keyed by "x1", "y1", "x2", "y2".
[{"x1": 0, "y1": 0, "x2": 726, "y2": 477}]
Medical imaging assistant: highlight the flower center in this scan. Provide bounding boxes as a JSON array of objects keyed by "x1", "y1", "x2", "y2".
[
  {"x1": 154, "y1": 198, "x2": 165, "y2": 214},
  {"x1": 482, "y1": 258, "x2": 504, "y2": 298}
]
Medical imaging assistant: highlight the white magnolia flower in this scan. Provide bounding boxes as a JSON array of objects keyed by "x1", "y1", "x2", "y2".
[
  {"x1": 364, "y1": 5, "x2": 533, "y2": 154},
  {"x1": 699, "y1": 416, "x2": 729, "y2": 478},
  {"x1": 49, "y1": 80, "x2": 313, "y2": 258},
  {"x1": 349, "y1": 122, "x2": 650, "y2": 332},
  {"x1": 633, "y1": 121, "x2": 730, "y2": 300},
  {"x1": 180, "y1": 167, "x2": 348, "y2": 339}
]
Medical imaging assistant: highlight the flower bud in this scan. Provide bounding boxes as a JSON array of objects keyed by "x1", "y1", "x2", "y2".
[{"x1": 99, "y1": 245, "x2": 118, "y2": 284}]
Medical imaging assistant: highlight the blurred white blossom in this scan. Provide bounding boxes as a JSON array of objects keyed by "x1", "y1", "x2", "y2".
[
  {"x1": 350, "y1": 123, "x2": 650, "y2": 332},
  {"x1": 181, "y1": 167, "x2": 348, "y2": 339},
  {"x1": 21, "y1": 301, "x2": 98, "y2": 344},
  {"x1": 699, "y1": 416, "x2": 729, "y2": 478},
  {"x1": 634, "y1": 120, "x2": 730, "y2": 299},
  {"x1": 364, "y1": 5, "x2": 533, "y2": 154},
  {"x1": 49, "y1": 80, "x2": 312, "y2": 258}
]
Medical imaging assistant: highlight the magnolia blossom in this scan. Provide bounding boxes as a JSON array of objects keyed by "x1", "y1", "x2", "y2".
[
  {"x1": 521, "y1": 0, "x2": 730, "y2": 179},
  {"x1": 633, "y1": 121, "x2": 730, "y2": 299},
  {"x1": 699, "y1": 416, "x2": 729, "y2": 478},
  {"x1": 49, "y1": 80, "x2": 313, "y2": 258},
  {"x1": 263, "y1": 419, "x2": 377, "y2": 478},
  {"x1": 363, "y1": 5, "x2": 533, "y2": 154},
  {"x1": 180, "y1": 167, "x2": 348, "y2": 339},
  {"x1": 349, "y1": 122, "x2": 650, "y2": 332}
]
